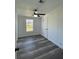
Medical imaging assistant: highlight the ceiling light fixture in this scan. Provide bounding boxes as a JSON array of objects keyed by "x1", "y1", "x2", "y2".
[
  {"x1": 35, "y1": 11, "x2": 38, "y2": 13},
  {"x1": 34, "y1": 14, "x2": 38, "y2": 17}
]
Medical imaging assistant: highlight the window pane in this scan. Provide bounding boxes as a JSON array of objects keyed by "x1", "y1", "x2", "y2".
[{"x1": 26, "y1": 19, "x2": 33, "y2": 32}]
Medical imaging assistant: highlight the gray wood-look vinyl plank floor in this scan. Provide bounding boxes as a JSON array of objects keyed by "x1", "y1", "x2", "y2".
[{"x1": 16, "y1": 35, "x2": 63, "y2": 59}]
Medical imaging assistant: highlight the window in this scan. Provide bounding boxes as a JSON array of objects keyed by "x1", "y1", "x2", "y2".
[{"x1": 26, "y1": 19, "x2": 33, "y2": 32}]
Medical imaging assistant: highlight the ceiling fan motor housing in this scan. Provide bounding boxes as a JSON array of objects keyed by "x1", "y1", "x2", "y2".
[{"x1": 39, "y1": 0, "x2": 44, "y2": 3}]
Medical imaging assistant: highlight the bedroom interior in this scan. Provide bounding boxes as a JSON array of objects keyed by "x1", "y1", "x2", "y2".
[{"x1": 15, "y1": 0, "x2": 63, "y2": 59}]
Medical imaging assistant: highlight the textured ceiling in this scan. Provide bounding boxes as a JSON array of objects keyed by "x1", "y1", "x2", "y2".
[{"x1": 15, "y1": 0, "x2": 63, "y2": 17}]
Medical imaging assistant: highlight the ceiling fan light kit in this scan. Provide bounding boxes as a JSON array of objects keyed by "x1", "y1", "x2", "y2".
[{"x1": 34, "y1": 14, "x2": 38, "y2": 17}]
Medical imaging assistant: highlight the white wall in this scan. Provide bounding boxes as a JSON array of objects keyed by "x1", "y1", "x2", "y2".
[
  {"x1": 18, "y1": 15, "x2": 42, "y2": 37},
  {"x1": 15, "y1": 13, "x2": 18, "y2": 48},
  {"x1": 15, "y1": 13, "x2": 18, "y2": 41},
  {"x1": 41, "y1": 5, "x2": 63, "y2": 48}
]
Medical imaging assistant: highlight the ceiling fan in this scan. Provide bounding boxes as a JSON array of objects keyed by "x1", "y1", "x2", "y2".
[
  {"x1": 33, "y1": 9, "x2": 45, "y2": 17},
  {"x1": 33, "y1": 0, "x2": 45, "y2": 17}
]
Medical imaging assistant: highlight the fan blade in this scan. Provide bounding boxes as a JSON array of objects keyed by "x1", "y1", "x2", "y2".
[
  {"x1": 37, "y1": 13, "x2": 45, "y2": 15},
  {"x1": 34, "y1": 12, "x2": 45, "y2": 15},
  {"x1": 34, "y1": 13, "x2": 45, "y2": 15}
]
